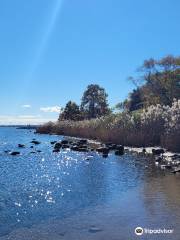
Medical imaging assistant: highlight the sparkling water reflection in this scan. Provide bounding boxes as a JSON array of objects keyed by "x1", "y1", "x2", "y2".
[{"x1": 0, "y1": 127, "x2": 180, "y2": 239}]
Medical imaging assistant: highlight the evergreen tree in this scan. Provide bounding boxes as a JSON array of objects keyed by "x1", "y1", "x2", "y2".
[
  {"x1": 81, "y1": 84, "x2": 110, "y2": 119},
  {"x1": 59, "y1": 101, "x2": 82, "y2": 121}
]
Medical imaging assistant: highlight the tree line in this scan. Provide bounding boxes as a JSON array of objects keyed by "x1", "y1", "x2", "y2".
[
  {"x1": 120, "y1": 55, "x2": 180, "y2": 111},
  {"x1": 59, "y1": 84, "x2": 110, "y2": 121},
  {"x1": 59, "y1": 55, "x2": 180, "y2": 121}
]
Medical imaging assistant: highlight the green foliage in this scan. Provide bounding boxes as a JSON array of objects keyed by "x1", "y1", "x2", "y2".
[
  {"x1": 59, "y1": 101, "x2": 82, "y2": 121},
  {"x1": 124, "y1": 88, "x2": 144, "y2": 111},
  {"x1": 81, "y1": 84, "x2": 110, "y2": 119},
  {"x1": 122, "y1": 55, "x2": 180, "y2": 111}
]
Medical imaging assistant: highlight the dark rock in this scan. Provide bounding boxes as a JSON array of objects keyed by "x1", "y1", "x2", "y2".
[
  {"x1": 59, "y1": 232, "x2": 66, "y2": 237},
  {"x1": 79, "y1": 144, "x2": 88, "y2": 149},
  {"x1": 78, "y1": 148, "x2": 89, "y2": 152},
  {"x1": 164, "y1": 165, "x2": 172, "y2": 169},
  {"x1": 54, "y1": 142, "x2": 62, "y2": 149},
  {"x1": 105, "y1": 143, "x2": 117, "y2": 150},
  {"x1": 61, "y1": 140, "x2": 69, "y2": 145},
  {"x1": 37, "y1": 150, "x2": 42, "y2": 153},
  {"x1": 114, "y1": 145, "x2": 124, "y2": 155},
  {"x1": 115, "y1": 145, "x2": 124, "y2": 151},
  {"x1": 30, "y1": 151, "x2": 36, "y2": 154},
  {"x1": 171, "y1": 154, "x2": 180, "y2": 160},
  {"x1": 31, "y1": 140, "x2": 41, "y2": 145},
  {"x1": 115, "y1": 149, "x2": 124, "y2": 156},
  {"x1": 4, "y1": 150, "x2": 10, "y2": 153},
  {"x1": 53, "y1": 149, "x2": 60, "y2": 153},
  {"x1": 142, "y1": 148, "x2": 146, "y2": 153},
  {"x1": 96, "y1": 147, "x2": 109, "y2": 154},
  {"x1": 78, "y1": 139, "x2": 88, "y2": 145},
  {"x1": 152, "y1": 148, "x2": 164, "y2": 155},
  {"x1": 30, "y1": 146, "x2": 34, "y2": 149},
  {"x1": 102, "y1": 153, "x2": 108, "y2": 158},
  {"x1": 72, "y1": 142, "x2": 78, "y2": 146},
  {"x1": 62, "y1": 144, "x2": 70, "y2": 149},
  {"x1": 50, "y1": 141, "x2": 57, "y2": 145},
  {"x1": 71, "y1": 146, "x2": 88, "y2": 152},
  {"x1": 71, "y1": 146, "x2": 79, "y2": 151},
  {"x1": 160, "y1": 164, "x2": 172, "y2": 170},
  {"x1": 18, "y1": 144, "x2": 25, "y2": 148},
  {"x1": 172, "y1": 167, "x2": 180, "y2": 174},
  {"x1": 10, "y1": 151, "x2": 20, "y2": 156}
]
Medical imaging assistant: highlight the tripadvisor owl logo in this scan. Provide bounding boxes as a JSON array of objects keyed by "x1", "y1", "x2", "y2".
[{"x1": 135, "y1": 227, "x2": 144, "y2": 236}]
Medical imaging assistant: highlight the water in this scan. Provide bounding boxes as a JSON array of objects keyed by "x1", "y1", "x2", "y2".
[{"x1": 0, "y1": 127, "x2": 180, "y2": 240}]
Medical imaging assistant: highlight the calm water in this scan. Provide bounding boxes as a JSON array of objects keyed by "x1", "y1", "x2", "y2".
[{"x1": 0, "y1": 127, "x2": 180, "y2": 240}]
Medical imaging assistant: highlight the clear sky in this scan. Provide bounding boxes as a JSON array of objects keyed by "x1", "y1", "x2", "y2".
[{"x1": 0, "y1": 0, "x2": 180, "y2": 124}]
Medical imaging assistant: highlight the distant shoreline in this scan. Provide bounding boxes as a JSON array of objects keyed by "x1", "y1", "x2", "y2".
[{"x1": 0, "y1": 125, "x2": 39, "y2": 129}]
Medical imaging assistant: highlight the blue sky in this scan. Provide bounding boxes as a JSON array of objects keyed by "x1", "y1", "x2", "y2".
[{"x1": 0, "y1": 0, "x2": 180, "y2": 124}]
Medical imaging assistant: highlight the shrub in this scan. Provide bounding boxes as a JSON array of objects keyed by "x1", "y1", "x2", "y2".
[{"x1": 37, "y1": 99, "x2": 180, "y2": 152}]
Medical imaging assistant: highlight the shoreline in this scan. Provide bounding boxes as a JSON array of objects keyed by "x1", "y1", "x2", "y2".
[{"x1": 35, "y1": 129, "x2": 180, "y2": 174}]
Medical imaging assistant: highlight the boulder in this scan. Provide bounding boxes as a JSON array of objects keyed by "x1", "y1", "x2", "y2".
[
  {"x1": 172, "y1": 167, "x2": 180, "y2": 174},
  {"x1": 96, "y1": 147, "x2": 109, "y2": 154},
  {"x1": 4, "y1": 150, "x2": 10, "y2": 153},
  {"x1": 115, "y1": 149, "x2": 124, "y2": 156},
  {"x1": 71, "y1": 146, "x2": 88, "y2": 152},
  {"x1": 53, "y1": 148, "x2": 60, "y2": 153},
  {"x1": 71, "y1": 146, "x2": 79, "y2": 151},
  {"x1": 105, "y1": 143, "x2": 117, "y2": 150},
  {"x1": 54, "y1": 142, "x2": 62, "y2": 149},
  {"x1": 79, "y1": 144, "x2": 88, "y2": 149},
  {"x1": 160, "y1": 164, "x2": 172, "y2": 170},
  {"x1": 142, "y1": 148, "x2": 146, "y2": 153},
  {"x1": 152, "y1": 148, "x2": 164, "y2": 155},
  {"x1": 61, "y1": 144, "x2": 70, "y2": 149},
  {"x1": 61, "y1": 140, "x2": 69, "y2": 145},
  {"x1": 78, "y1": 139, "x2": 88, "y2": 145},
  {"x1": 18, "y1": 144, "x2": 25, "y2": 148},
  {"x1": 31, "y1": 140, "x2": 41, "y2": 145},
  {"x1": 78, "y1": 147, "x2": 89, "y2": 152},
  {"x1": 10, "y1": 151, "x2": 20, "y2": 156},
  {"x1": 116, "y1": 145, "x2": 124, "y2": 151}
]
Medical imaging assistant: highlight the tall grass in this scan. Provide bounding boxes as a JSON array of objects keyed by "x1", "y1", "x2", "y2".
[{"x1": 37, "y1": 99, "x2": 180, "y2": 152}]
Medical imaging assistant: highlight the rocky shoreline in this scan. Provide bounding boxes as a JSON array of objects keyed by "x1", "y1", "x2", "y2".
[
  {"x1": 125, "y1": 146, "x2": 180, "y2": 173},
  {"x1": 4, "y1": 133, "x2": 180, "y2": 174},
  {"x1": 48, "y1": 136, "x2": 180, "y2": 173}
]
